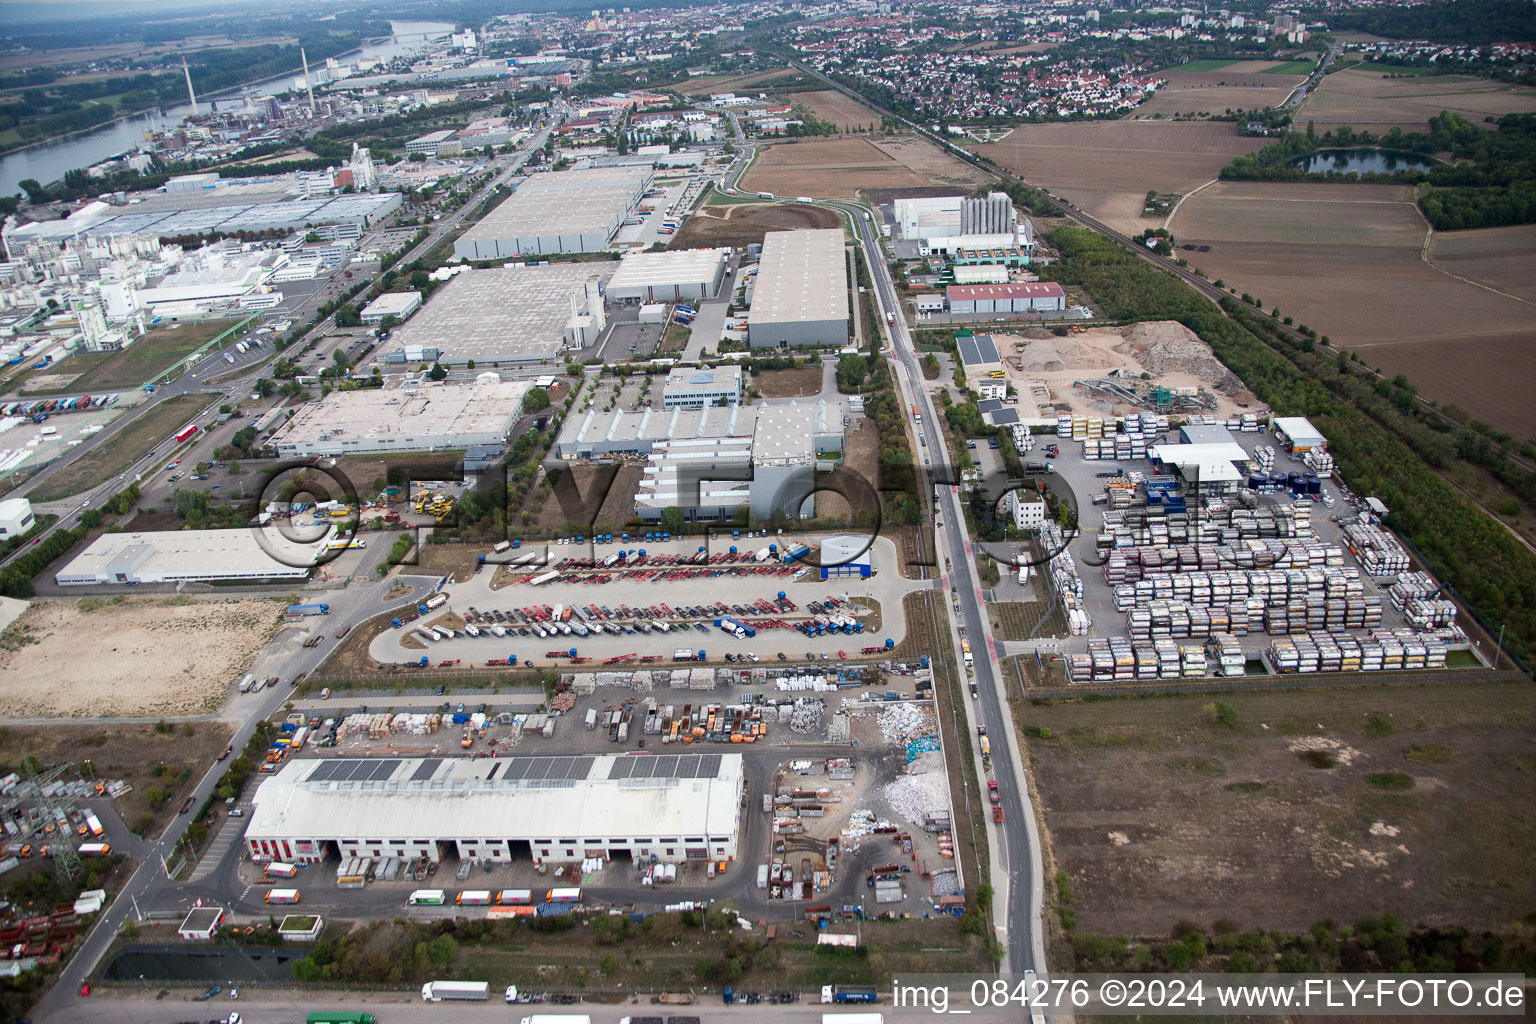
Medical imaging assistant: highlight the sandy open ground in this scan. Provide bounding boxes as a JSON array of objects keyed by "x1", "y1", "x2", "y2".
[
  {"x1": 0, "y1": 596, "x2": 283, "y2": 717},
  {"x1": 1297, "y1": 69, "x2": 1536, "y2": 130},
  {"x1": 990, "y1": 321, "x2": 1262, "y2": 419},
  {"x1": 790, "y1": 90, "x2": 885, "y2": 130},
  {"x1": 741, "y1": 136, "x2": 985, "y2": 199},
  {"x1": 1168, "y1": 181, "x2": 1536, "y2": 436}
]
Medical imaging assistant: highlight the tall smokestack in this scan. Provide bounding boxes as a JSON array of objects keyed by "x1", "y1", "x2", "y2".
[
  {"x1": 301, "y1": 48, "x2": 316, "y2": 117},
  {"x1": 182, "y1": 58, "x2": 198, "y2": 115}
]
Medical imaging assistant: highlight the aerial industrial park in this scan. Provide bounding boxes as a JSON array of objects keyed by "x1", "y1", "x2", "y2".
[{"x1": 0, "y1": 0, "x2": 1532, "y2": 1022}]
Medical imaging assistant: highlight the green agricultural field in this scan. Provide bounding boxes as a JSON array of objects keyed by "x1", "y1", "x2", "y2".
[
  {"x1": 1164, "y1": 58, "x2": 1243, "y2": 72},
  {"x1": 31, "y1": 393, "x2": 219, "y2": 502},
  {"x1": 1261, "y1": 60, "x2": 1318, "y2": 75}
]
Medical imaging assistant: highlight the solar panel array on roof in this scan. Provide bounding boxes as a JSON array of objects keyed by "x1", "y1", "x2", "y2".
[
  {"x1": 992, "y1": 408, "x2": 1021, "y2": 425},
  {"x1": 607, "y1": 754, "x2": 722, "y2": 780},
  {"x1": 956, "y1": 334, "x2": 1001, "y2": 366},
  {"x1": 309, "y1": 759, "x2": 399, "y2": 783},
  {"x1": 410, "y1": 759, "x2": 442, "y2": 782},
  {"x1": 497, "y1": 755, "x2": 594, "y2": 781}
]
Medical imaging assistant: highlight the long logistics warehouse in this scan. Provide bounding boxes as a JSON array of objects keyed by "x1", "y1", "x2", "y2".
[
  {"x1": 55, "y1": 526, "x2": 336, "y2": 585},
  {"x1": 747, "y1": 228, "x2": 849, "y2": 349},
  {"x1": 382, "y1": 263, "x2": 615, "y2": 365},
  {"x1": 606, "y1": 247, "x2": 730, "y2": 303},
  {"x1": 243, "y1": 753, "x2": 745, "y2": 866},
  {"x1": 452, "y1": 166, "x2": 653, "y2": 259},
  {"x1": 267, "y1": 377, "x2": 532, "y2": 459}
]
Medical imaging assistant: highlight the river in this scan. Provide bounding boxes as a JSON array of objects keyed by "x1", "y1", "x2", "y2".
[{"x1": 0, "y1": 20, "x2": 453, "y2": 197}]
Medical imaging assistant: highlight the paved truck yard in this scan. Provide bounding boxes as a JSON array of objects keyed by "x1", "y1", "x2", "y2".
[{"x1": 367, "y1": 534, "x2": 920, "y2": 668}]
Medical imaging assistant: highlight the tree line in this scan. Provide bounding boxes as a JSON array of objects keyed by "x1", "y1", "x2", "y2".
[{"x1": 1221, "y1": 113, "x2": 1536, "y2": 230}]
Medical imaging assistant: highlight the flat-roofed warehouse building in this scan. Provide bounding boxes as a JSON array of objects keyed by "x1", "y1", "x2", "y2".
[
  {"x1": 947, "y1": 281, "x2": 1065, "y2": 314},
  {"x1": 359, "y1": 291, "x2": 423, "y2": 325},
  {"x1": 747, "y1": 229, "x2": 849, "y2": 349},
  {"x1": 606, "y1": 247, "x2": 730, "y2": 303},
  {"x1": 55, "y1": 526, "x2": 335, "y2": 585},
  {"x1": 243, "y1": 753, "x2": 744, "y2": 866},
  {"x1": 453, "y1": 167, "x2": 653, "y2": 259},
  {"x1": 267, "y1": 378, "x2": 532, "y2": 459},
  {"x1": 662, "y1": 365, "x2": 743, "y2": 409},
  {"x1": 384, "y1": 263, "x2": 616, "y2": 365}
]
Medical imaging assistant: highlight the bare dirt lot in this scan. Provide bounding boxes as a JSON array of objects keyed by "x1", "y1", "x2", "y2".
[
  {"x1": 670, "y1": 201, "x2": 842, "y2": 250},
  {"x1": 741, "y1": 135, "x2": 985, "y2": 200},
  {"x1": 1133, "y1": 69, "x2": 1306, "y2": 118},
  {"x1": 1020, "y1": 680, "x2": 1536, "y2": 937},
  {"x1": 1297, "y1": 68, "x2": 1536, "y2": 131},
  {"x1": 1168, "y1": 182, "x2": 1536, "y2": 436},
  {"x1": 789, "y1": 89, "x2": 884, "y2": 130},
  {"x1": 0, "y1": 721, "x2": 232, "y2": 837},
  {"x1": 0, "y1": 596, "x2": 284, "y2": 717},
  {"x1": 751, "y1": 365, "x2": 824, "y2": 398},
  {"x1": 991, "y1": 322, "x2": 1262, "y2": 419},
  {"x1": 980, "y1": 121, "x2": 1268, "y2": 234},
  {"x1": 674, "y1": 69, "x2": 797, "y2": 95}
]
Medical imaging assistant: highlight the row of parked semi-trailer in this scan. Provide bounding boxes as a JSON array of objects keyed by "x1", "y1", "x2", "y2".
[{"x1": 1, "y1": 393, "x2": 118, "y2": 420}]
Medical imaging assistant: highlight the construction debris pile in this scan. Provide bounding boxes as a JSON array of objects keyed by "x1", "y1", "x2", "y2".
[
  {"x1": 883, "y1": 750, "x2": 951, "y2": 828},
  {"x1": 337, "y1": 712, "x2": 443, "y2": 742},
  {"x1": 877, "y1": 703, "x2": 935, "y2": 743},
  {"x1": 826, "y1": 712, "x2": 850, "y2": 743},
  {"x1": 785, "y1": 697, "x2": 826, "y2": 733}
]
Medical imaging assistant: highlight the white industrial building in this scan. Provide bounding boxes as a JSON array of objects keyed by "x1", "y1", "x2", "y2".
[
  {"x1": 952, "y1": 264, "x2": 1009, "y2": 285},
  {"x1": 55, "y1": 527, "x2": 334, "y2": 585},
  {"x1": 747, "y1": 229, "x2": 849, "y2": 349},
  {"x1": 244, "y1": 753, "x2": 745, "y2": 866},
  {"x1": 1274, "y1": 416, "x2": 1326, "y2": 453},
  {"x1": 0, "y1": 497, "x2": 35, "y2": 539},
  {"x1": 1147, "y1": 440, "x2": 1251, "y2": 495},
  {"x1": 453, "y1": 167, "x2": 652, "y2": 259},
  {"x1": 946, "y1": 282, "x2": 1065, "y2": 314},
  {"x1": 384, "y1": 263, "x2": 615, "y2": 365},
  {"x1": 406, "y1": 130, "x2": 457, "y2": 156},
  {"x1": 359, "y1": 291, "x2": 423, "y2": 326},
  {"x1": 267, "y1": 377, "x2": 531, "y2": 459},
  {"x1": 662, "y1": 366, "x2": 743, "y2": 409},
  {"x1": 894, "y1": 193, "x2": 1018, "y2": 240},
  {"x1": 1008, "y1": 490, "x2": 1047, "y2": 531},
  {"x1": 893, "y1": 195, "x2": 966, "y2": 239},
  {"x1": 606, "y1": 247, "x2": 730, "y2": 303}
]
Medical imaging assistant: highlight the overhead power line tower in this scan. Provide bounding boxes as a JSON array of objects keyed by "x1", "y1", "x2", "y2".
[{"x1": 15, "y1": 760, "x2": 85, "y2": 883}]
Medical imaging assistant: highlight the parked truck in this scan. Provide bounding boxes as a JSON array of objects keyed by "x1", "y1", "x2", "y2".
[
  {"x1": 823, "y1": 985, "x2": 879, "y2": 1004},
  {"x1": 422, "y1": 980, "x2": 488, "y2": 1001},
  {"x1": 287, "y1": 604, "x2": 330, "y2": 616}
]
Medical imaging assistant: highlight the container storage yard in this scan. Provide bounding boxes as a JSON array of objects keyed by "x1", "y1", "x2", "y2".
[{"x1": 1002, "y1": 411, "x2": 1480, "y2": 686}]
